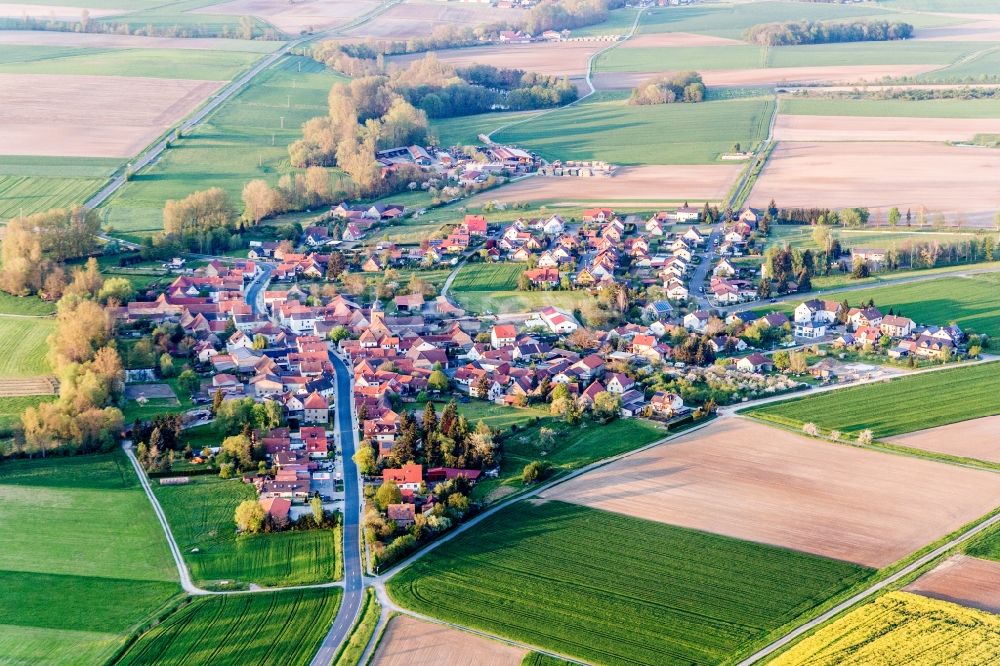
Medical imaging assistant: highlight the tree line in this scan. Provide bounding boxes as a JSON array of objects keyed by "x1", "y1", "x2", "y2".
[
  {"x1": 0, "y1": 207, "x2": 100, "y2": 297},
  {"x1": 0, "y1": 13, "x2": 281, "y2": 40},
  {"x1": 746, "y1": 19, "x2": 913, "y2": 46},
  {"x1": 629, "y1": 72, "x2": 705, "y2": 106}
]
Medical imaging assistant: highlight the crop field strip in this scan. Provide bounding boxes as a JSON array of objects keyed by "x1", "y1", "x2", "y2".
[
  {"x1": 770, "y1": 592, "x2": 1000, "y2": 666},
  {"x1": 388, "y1": 500, "x2": 872, "y2": 666},
  {"x1": 779, "y1": 97, "x2": 1000, "y2": 120},
  {"x1": 154, "y1": 475, "x2": 340, "y2": 587},
  {"x1": 0, "y1": 316, "x2": 54, "y2": 377},
  {"x1": 450, "y1": 262, "x2": 524, "y2": 292},
  {"x1": 114, "y1": 588, "x2": 343, "y2": 665},
  {"x1": 0, "y1": 453, "x2": 180, "y2": 664},
  {"x1": 750, "y1": 361, "x2": 1000, "y2": 438}
]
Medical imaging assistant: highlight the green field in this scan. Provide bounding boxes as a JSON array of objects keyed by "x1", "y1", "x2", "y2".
[
  {"x1": 766, "y1": 225, "x2": 986, "y2": 252},
  {"x1": 451, "y1": 262, "x2": 523, "y2": 292},
  {"x1": 0, "y1": 395, "x2": 54, "y2": 441},
  {"x1": 779, "y1": 97, "x2": 1000, "y2": 119},
  {"x1": 0, "y1": 155, "x2": 120, "y2": 219},
  {"x1": 0, "y1": 316, "x2": 54, "y2": 377},
  {"x1": 597, "y1": 44, "x2": 766, "y2": 73},
  {"x1": 749, "y1": 362, "x2": 1000, "y2": 438},
  {"x1": 154, "y1": 475, "x2": 340, "y2": 588},
  {"x1": 766, "y1": 41, "x2": 980, "y2": 69},
  {"x1": 0, "y1": 290, "x2": 57, "y2": 316},
  {"x1": 116, "y1": 588, "x2": 342, "y2": 665},
  {"x1": 494, "y1": 94, "x2": 773, "y2": 165},
  {"x1": 432, "y1": 110, "x2": 538, "y2": 147},
  {"x1": 922, "y1": 48, "x2": 1000, "y2": 82},
  {"x1": 455, "y1": 289, "x2": 595, "y2": 316},
  {"x1": 388, "y1": 500, "x2": 872, "y2": 666},
  {"x1": 416, "y1": 399, "x2": 548, "y2": 433},
  {"x1": 807, "y1": 272, "x2": 1000, "y2": 339},
  {"x1": 103, "y1": 55, "x2": 347, "y2": 233},
  {"x1": 0, "y1": 44, "x2": 265, "y2": 80},
  {"x1": 0, "y1": 453, "x2": 180, "y2": 663}
]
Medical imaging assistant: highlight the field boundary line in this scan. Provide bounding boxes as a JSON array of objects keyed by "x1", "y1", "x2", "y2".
[
  {"x1": 484, "y1": 6, "x2": 646, "y2": 141},
  {"x1": 737, "y1": 508, "x2": 1000, "y2": 665}
]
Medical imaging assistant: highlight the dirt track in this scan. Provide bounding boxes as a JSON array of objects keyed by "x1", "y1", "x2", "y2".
[
  {"x1": 905, "y1": 555, "x2": 1000, "y2": 613},
  {"x1": 0, "y1": 74, "x2": 222, "y2": 158},
  {"x1": 371, "y1": 615, "x2": 526, "y2": 666},
  {"x1": 751, "y1": 141, "x2": 1000, "y2": 224},
  {"x1": 773, "y1": 114, "x2": 1000, "y2": 143},
  {"x1": 469, "y1": 165, "x2": 740, "y2": 206},
  {"x1": 887, "y1": 416, "x2": 1000, "y2": 464},
  {"x1": 542, "y1": 419, "x2": 1000, "y2": 568}
]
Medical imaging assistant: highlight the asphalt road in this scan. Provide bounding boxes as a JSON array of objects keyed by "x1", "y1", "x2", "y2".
[
  {"x1": 688, "y1": 221, "x2": 725, "y2": 309},
  {"x1": 311, "y1": 351, "x2": 364, "y2": 666}
]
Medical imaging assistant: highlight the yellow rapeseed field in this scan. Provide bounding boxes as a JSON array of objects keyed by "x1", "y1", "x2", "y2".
[{"x1": 772, "y1": 592, "x2": 1000, "y2": 666}]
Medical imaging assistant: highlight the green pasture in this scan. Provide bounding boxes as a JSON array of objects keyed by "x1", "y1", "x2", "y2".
[
  {"x1": 921, "y1": 48, "x2": 1000, "y2": 82},
  {"x1": 0, "y1": 316, "x2": 54, "y2": 377},
  {"x1": 766, "y1": 41, "x2": 981, "y2": 69},
  {"x1": 779, "y1": 97, "x2": 1000, "y2": 119},
  {"x1": 455, "y1": 289, "x2": 595, "y2": 316},
  {"x1": 0, "y1": 452, "x2": 180, "y2": 664},
  {"x1": 0, "y1": 290, "x2": 57, "y2": 316},
  {"x1": 0, "y1": 156, "x2": 119, "y2": 220},
  {"x1": 450, "y1": 262, "x2": 523, "y2": 292},
  {"x1": 572, "y1": 7, "x2": 641, "y2": 37},
  {"x1": 414, "y1": 399, "x2": 548, "y2": 433},
  {"x1": 102, "y1": 55, "x2": 347, "y2": 233},
  {"x1": 493, "y1": 94, "x2": 773, "y2": 165},
  {"x1": 432, "y1": 110, "x2": 538, "y2": 146},
  {"x1": 749, "y1": 362, "x2": 1000, "y2": 438},
  {"x1": 596, "y1": 44, "x2": 766, "y2": 73},
  {"x1": 116, "y1": 588, "x2": 342, "y2": 665},
  {"x1": 154, "y1": 475, "x2": 340, "y2": 588},
  {"x1": 766, "y1": 225, "x2": 986, "y2": 252},
  {"x1": 388, "y1": 500, "x2": 872, "y2": 666}
]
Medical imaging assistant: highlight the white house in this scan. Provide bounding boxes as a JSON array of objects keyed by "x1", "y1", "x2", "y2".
[
  {"x1": 542, "y1": 215, "x2": 565, "y2": 235},
  {"x1": 682, "y1": 226, "x2": 703, "y2": 245},
  {"x1": 712, "y1": 258, "x2": 736, "y2": 278}
]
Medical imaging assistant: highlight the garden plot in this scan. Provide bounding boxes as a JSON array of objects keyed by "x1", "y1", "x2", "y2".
[
  {"x1": 542, "y1": 419, "x2": 1000, "y2": 567},
  {"x1": 469, "y1": 166, "x2": 740, "y2": 206},
  {"x1": 750, "y1": 141, "x2": 1000, "y2": 226},
  {"x1": 905, "y1": 555, "x2": 1000, "y2": 613},
  {"x1": 773, "y1": 114, "x2": 1000, "y2": 142},
  {"x1": 887, "y1": 415, "x2": 1000, "y2": 464},
  {"x1": 0, "y1": 73, "x2": 222, "y2": 158},
  {"x1": 371, "y1": 615, "x2": 527, "y2": 666}
]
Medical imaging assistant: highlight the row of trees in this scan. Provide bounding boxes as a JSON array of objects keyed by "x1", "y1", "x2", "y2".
[
  {"x1": 0, "y1": 13, "x2": 280, "y2": 40},
  {"x1": 629, "y1": 71, "x2": 705, "y2": 106},
  {"x1": 241, "y1": 167, "x2": 348, "y2": 224},
  {"x1": 746, "y1": 19, "x2": 913, "y2": 46},
  {"x1": 0, "y1": 206, "x2": 101, "y2": 297}
]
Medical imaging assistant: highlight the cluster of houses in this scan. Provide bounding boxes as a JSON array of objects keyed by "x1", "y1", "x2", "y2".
[
  {"x1": 376, "y1": 462, "x2": 484, "y2": 527},
  {"x1": 370, "y1": 143, "x2": 539, "y2": 191}
]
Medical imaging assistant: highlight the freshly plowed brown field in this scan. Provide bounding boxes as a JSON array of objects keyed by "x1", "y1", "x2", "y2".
[
  {"x1": 469, "y1": 165, "x2": 740, "y2": 206},
  {"x1": 542, "y1": 419, "x2": 1000, "y2": 567},
  {"x1": 773, "y1": 114, "x2": 1000, "y2": 142},
  {"x1": 887, "y1": 415, "x2": 1000, "y2": 464},
  {"x1": 0, "y1": 74, "x2": 222, "y2": 158},
  {"x1": 371, "y1": 615, "x2": 526, "y2": 666},
  {"x1": 906, "y1": 555, "x2": 1000, "y2": 613},
  {"x1": 751, "y1": 141, "x2": 1000, "y2": 225}
]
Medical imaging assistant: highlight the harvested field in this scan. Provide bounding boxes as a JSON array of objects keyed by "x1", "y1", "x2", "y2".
[
  {"x1": 469, "y1": 166, "x2": 739, "y2": 206},
  {"x1": 772, "y1": 114, "x2": 1000, "y2": 142},
  {"x1": 197, "y1": 0, "x2": 380, "y2": 34},
  {"x1": 771, "y1": 592, "x2": 1000, "y2": 666},
  {"x1": 345, "y1": 0, "x2": 522, "y2": 40},
  {"x1": 593, "y1": 64, "x2": 939, "y2": 90},
  {"x1": 390, "y1": 42, "x2": 602, "y2": 79},
  {"x1": 542, "y1": 419, "x2": 1000, "y2": 567},
  {"x1": 905, "y1": 555, "x2": 1000, "y2": 613},
  {"x1": 0, "y1": 4, "x2": 123, "y2": 20},
  {"x1": 0, "y1": 74, "x2": 222, "y2": 158},
  {"x1": 371, "y1": 615, "x2": 527, "y2": 666},
  {"x1": 887, "y1": 416, "x2": 1000, "y2": 464},
  {"x1": 751, "y1": 141, "x2": 1000, "y2": 225},
  {"x1": 0, "y1": 377, "x2": 57, "y2": 397},
  {"x1": 622, "y1": 32, "x2": 745, "y2": 48},
  {"x1": 0, "y1": 30, "x2": 281, "y2": 51}
]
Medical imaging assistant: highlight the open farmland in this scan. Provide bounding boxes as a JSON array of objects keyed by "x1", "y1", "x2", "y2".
[
  {"x1": 102, "y1": 55, "x2": 347, "y2": 233},
  {"x1": 780, "y1": 97, "x2": 1000, "y2": 120},
  {"x1": 0, "y1": 453, "x2": 179, "y2": 664},
  {"x1": 0, "y1": 29, "x2": 282, "y2": 51},
  {"x1": 750, "y1": 141, "x2": 1000, "y2": 226},
  {"x1": 493, "y1": 94, "x2": 774, "y2": 165},
  {"x1": 0, "y1": 73, "x2": 222, "y2": 158},
  {"x1": 595, "y1": 43, "x2": 766, "y2": 73},
  {"x1": 0, "y1": 3, "x2": 125, "y2": 21},
  {"x1": 0, "y1": 316, "x2": 54, "y2": 377},
  {"x1": 196, "y1": 0, "x2": 380, "y2": 34},
  {"x1": 371, "y1": 615, "x2": 527, "y2": 666},
  {"x1": 771, "y1": 592, "x2": 1000, "y2": 666},
  {"x1": 593, "y1": 65, "x2": 941, "y2": 89},
  {"x1": 116, "y1": 588, "x2": 342, "y2": 666},
  {"x1": 453, "y1": 288, "x2": 594, "y2": 317},
  {"x1": 390, "y1": 41, "x2": 603, "y2": 81},
  {"x1": 750, "y1": 362, "x2": 1000, "y2": 438},
  {"x1": 544, "y1": 418, "x2": 1000, "y2": 567},
  {"x1": 887, "y1": 416, "x2": 1000, "y2": 464},
  {"x1": 344, "y1": 0, "x2": 523, "y2": 39},
  {"x1": 772, "y1": 114, "x2": 1000, "y2": 142},
  {"x1": 154, "y1": 475, "x2": 339, "y2": 588},
  {"x1": 0, "y1": 155, "x2": 118, "y2": 218},
  {"x1": 905, "y1": 555, "x2": 1000, "y2": 613},
  {"x1": 451, "y1": 262, "x2": 523, "y2": 292},
  {"x1": 388, "y1": 500, "x2": 872, "y2": 666}
]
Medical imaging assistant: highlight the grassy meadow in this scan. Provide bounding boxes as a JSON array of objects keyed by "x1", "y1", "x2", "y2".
[
  {"x1": 493, "y1": 93, "x2": 774, "y2": 165},
  {"x1": 154, "y1": 475, "x2": 340, "y2": 588},
  {"x1": 771, "y1": 592, "x2": 1000, "y2": 666},
  {"x1": 766, "y1": 41, "x2": 981, "y2": 69},
  {"x1": 595, "y1": 43, "x2": 766, "y2": 73},
  {"x1": 102, "y1": 55, "x2": 348, "y2": 234},
  {"x1": 0, "y1": 316, "x2": 54, "y2": 377},
  {"x1": 455, "y1": 289, "x2": 595, "y2": 316},
  {"x1": 0, "y1": 155, "x2": 120, "y2": 219},
  {"x1": 388, "y1": 500, "x2": 872, "y2": 666},
  {"x1": 779, "y1": 97, "x2": 1000, "y2": 119},
  {"x1": 116, "y1": 588, "x2": 342, "y2": 665},
  {"x1": 749, "y1": 362, "x2": 1000, "y2": 438},
  {"x1": 450, "y1": 262, "x2": 523, "y2": 292},
  {"x1": 0, "y1": 453, "x2": 180, "y2": 663}
]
